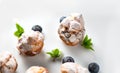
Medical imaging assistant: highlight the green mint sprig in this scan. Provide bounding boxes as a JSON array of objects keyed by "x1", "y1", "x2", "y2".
[
  {"x1": 47, "y1": 48, "x2": 62, "y2": 61},
  {"x1": 81, "y1": 35, "x2": 94, "y2": 51}
]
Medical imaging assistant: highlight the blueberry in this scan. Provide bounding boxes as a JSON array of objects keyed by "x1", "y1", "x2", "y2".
[
  {"x1": 62, "y1": 56, "x2": 75, "y2": 64},
  {"x1": 32, "y1": 25, "x2": 42, "y2": 32},
  {"x1": 60, "y1": 16, "x2": 66, "y2": 23},
  {"x1": 88, "y1": 63, "x2": 100, "y2": 73}
]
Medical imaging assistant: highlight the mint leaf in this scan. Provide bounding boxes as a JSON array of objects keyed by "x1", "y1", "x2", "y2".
[
  {"x1": 54, "y1": 49, "x2": 60, "y2": 57},
  {"x1": 81, "y1": 35, "x2": 94, "y2": 51},
  {"x1": 46, "y1": 48, "x2": 62, "y2": 61},
  {"x1": 14, "y1": 23, "x2": 24, "y2": 38},
  {"x1": 46, "y1": 52, "x2": 54, "y2": 57}
]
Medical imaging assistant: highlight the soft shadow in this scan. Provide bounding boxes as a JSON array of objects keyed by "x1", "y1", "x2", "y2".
[
  {"x1": 20, "y1": 51, "x2": 49, "y2": 68},
  {"x1": 62, "y1": 42, "x2": 89, "y2": 56}
]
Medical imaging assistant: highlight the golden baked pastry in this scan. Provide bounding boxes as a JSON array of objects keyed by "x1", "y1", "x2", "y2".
[
  {"x1": 17, "y1": 31, "x2": 44, "y2": 56},
  {"x1": 58, "y1": 13, "x2": 85, "y2": 46},
  {"x1": 0, "y1": 51, "x2": 18, "y2": 73},
  {"x1": 61, "y1": 62, "x2": 88, "y2": 73},
  {"x1": 25, "y1": 66, "x2": 48, "y2": 73}
]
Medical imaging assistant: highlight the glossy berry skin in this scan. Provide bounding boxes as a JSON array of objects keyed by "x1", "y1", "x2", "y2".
[
  {"x1": 32, "y1": 25, "x2": 42, "y2": 32},
  {"x1": 60, "y1": 16, "x2": 66, "y2": 23},
  {"x1": 62, "y1": 56, "x2": 75, "y2": 64},
  {"x1": 88, "y1": 63, "x2": 100, "y2": 73}
]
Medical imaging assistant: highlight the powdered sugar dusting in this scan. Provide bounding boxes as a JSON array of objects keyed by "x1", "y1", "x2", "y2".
[
  {"x1": 61, "y1": 62, "x2": 88, "y2": 73},
  {"x1": 25, "y1": 66, "x2": 48, "y2": 73},
  {"x1": 58, "y1": 13, "x2": 85, "y2": 45},
  {"x1": 0, "y1": 51, "x2": 17, "y2": 73}
]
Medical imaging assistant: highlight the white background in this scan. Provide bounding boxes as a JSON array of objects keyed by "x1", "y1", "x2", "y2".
[{"x1": 0, "y1": 0, "x2": 120, "y2": 73}]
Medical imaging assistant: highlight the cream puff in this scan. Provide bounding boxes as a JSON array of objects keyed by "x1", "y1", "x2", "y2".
[
  {"x1": 61, "y1": 56, "x2": 88, "y2": 73},
  {"x1": 0, "y1": 51, "x2": 18, "y2": 73},
  {"x1": 61, "y1": 62, "x2": 88, "y2": 73},
  {"x1": 58, "y1": 13, "x2": 85, "y2": 46},
  {"x1": 25, "y1": 66, "x2": 48, "y2": 73},
  {"x1": 17, "y1": 30, "x2": 44, "y2": 56}
]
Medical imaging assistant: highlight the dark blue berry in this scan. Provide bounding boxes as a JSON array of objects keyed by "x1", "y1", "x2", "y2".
[
  {"x1": 88, "y1": 63, "x2": 100, "y2": 73},
  {"x1": 60, "y1": 16, "x2": 66, "y2": 23},
  {"x1": 62, "y1": 56, "x2": 75, "y2": 64},
  {"x1": 32, "y1": 25, "x2": 42, "y2": 32}
]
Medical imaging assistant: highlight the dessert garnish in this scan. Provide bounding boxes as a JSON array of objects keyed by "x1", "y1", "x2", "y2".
[
  {"x1": 14, "y1": 23, "x2": 24, "y2": 38},
  {"x1": 47, "y1": 48, "x2": 62, "y2": 61},
  {"x1": 81, "y1": 35, "x2": 94, "y2": 51}
]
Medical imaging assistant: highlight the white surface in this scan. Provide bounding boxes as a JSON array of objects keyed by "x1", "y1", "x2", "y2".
[{"x1": 0, "y1": 0, "x2": 120, "y2": 73}]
